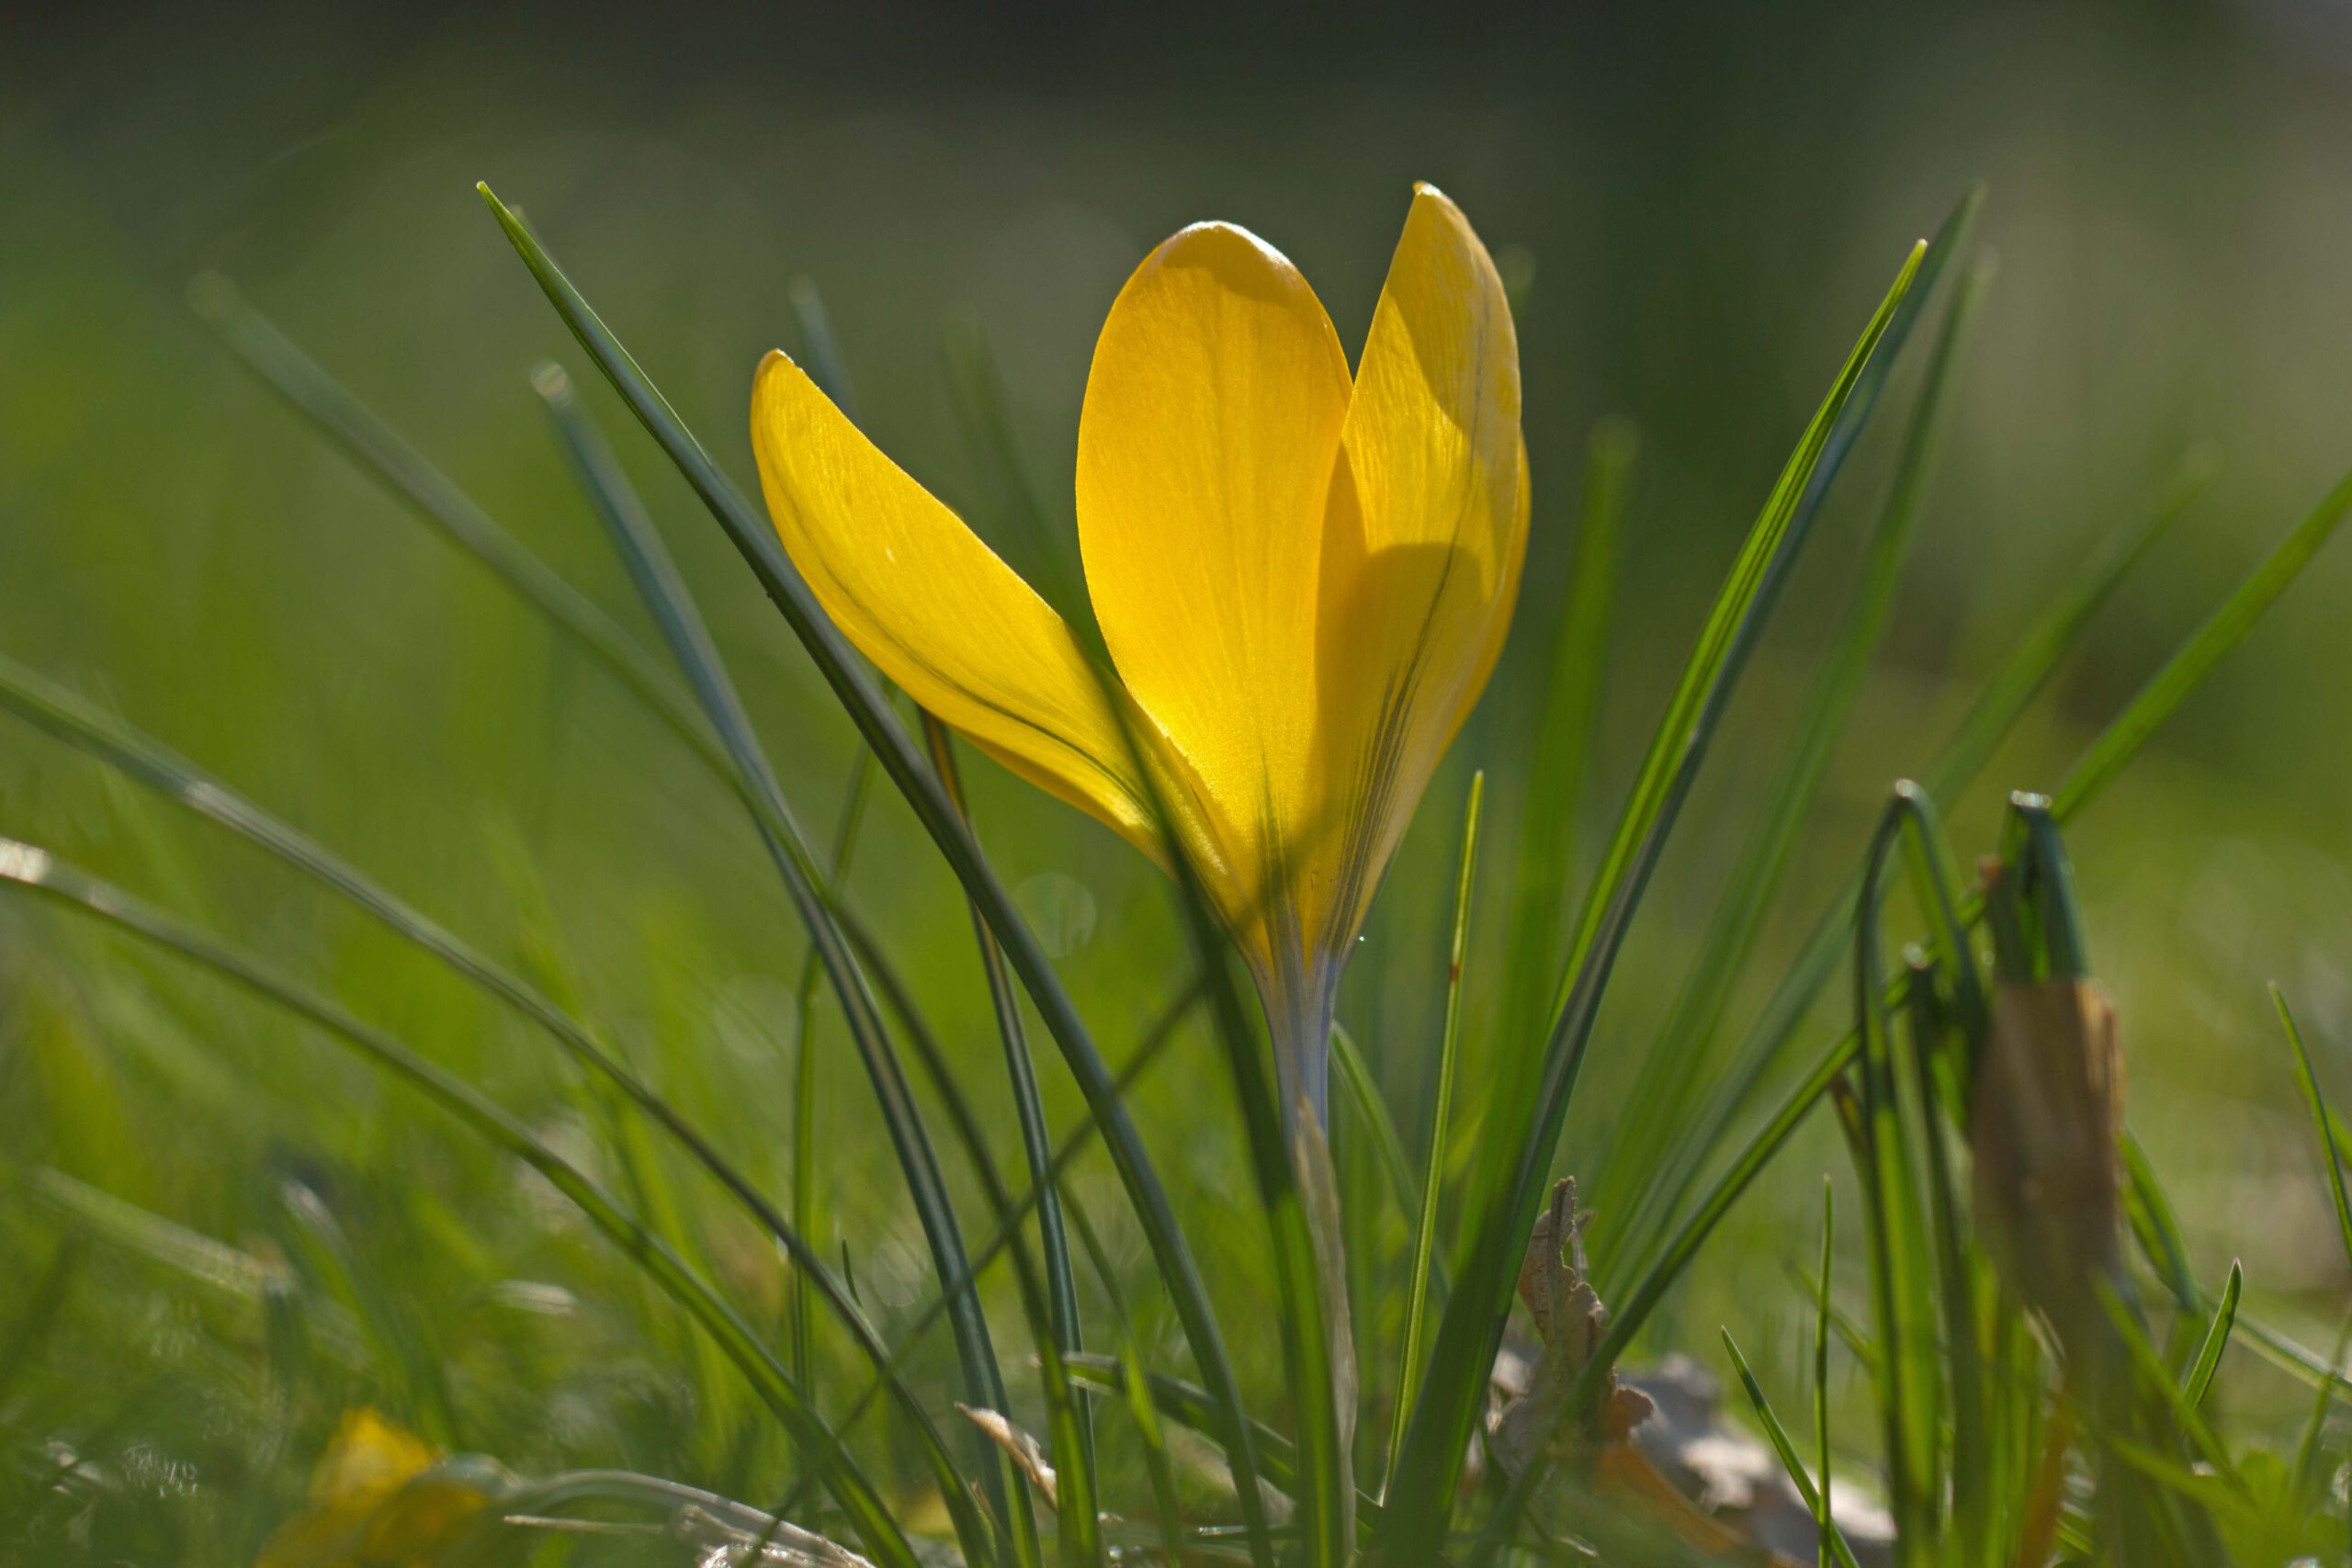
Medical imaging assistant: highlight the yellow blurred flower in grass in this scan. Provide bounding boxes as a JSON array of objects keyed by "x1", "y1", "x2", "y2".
[
  {"x1": 752, "y1": 185, "x2": 1526, "y2": 1124},
  {"x1": 257, "y1": 1410, "x2": 492, "y2": 1568}
]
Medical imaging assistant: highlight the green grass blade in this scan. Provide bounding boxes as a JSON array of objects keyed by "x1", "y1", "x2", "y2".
[
  {"x1": 2179, "y1": 1260, "x2": 2242, "y2": 1413},
  {"x1": 2273, "y1": 986, "x2": 2352, "y2": 1271},
  {"x1": 2054, "y1": 465, "x2": 2352, "y2": 819},
  {"x1": 1329, "y1": 1021, "x2": 1422, "y2": 1232},
  {"x1": 0, "y1": 840, "x2": 923, "y2": 1568},
  {"x1": 1401, "y1": 223, "x2": 1942, "y2": 1568},
  {"x1": 1627, "y1": 451, "x2": 2216, "y2": 1285},
  {"x1": 928, "y1": 716, "x2": 1102, "y2": 1565},
  {"x1": 1609, "y1": 456, "x2": 2352, "y2": 1380},
  {"x1": 479, "y1": 180, "x2": 1278, "y2": 1562},
  {"x1": 0, "y1": 651, "x2": 999, "y2": 1566},
  {"x1": 1720, "y1": 1330, "x2": 1862, "y2": 1568},
  {"x1": 534, "y1": 361, "x2": 1035, "y2": 1560},
  {"x1": 1594, "y1": 254, "x2": 1992, "y2": 1268},
  {"x1": 1383, "y1": 770, "x2": 1483, "y2": 1496}
]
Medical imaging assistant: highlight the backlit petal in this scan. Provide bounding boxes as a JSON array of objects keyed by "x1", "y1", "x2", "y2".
[
  {"x1": 752, "y1": 350, "x2": 1162, "y2": 852},
  {"x1": 1075, "y1": 221, "x2": 1355, "y2": 941},
  {"x1": 1310, "y1": 184, "x2": 1528, "y2": 953}
]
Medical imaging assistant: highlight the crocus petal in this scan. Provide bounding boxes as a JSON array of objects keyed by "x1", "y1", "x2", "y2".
[
  {"x1": 1311, "y1": 184, "x2": 1528, "y2": 953},
  {"x1": 752, "y1": 350, "x2": 1162, "y2": 852},
  {"x1": 1075, "y1": 221, "x2": 1355, "y2": 941}
]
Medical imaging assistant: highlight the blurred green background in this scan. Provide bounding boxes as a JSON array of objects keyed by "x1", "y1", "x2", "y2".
[{"x1": 6, "y1": 2, "x2": 2352, "y2": 1558}]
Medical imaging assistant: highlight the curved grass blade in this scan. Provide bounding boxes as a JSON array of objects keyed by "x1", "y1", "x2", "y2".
[
  {"x1": 1396, "y1": 229, "x2": 1936, "y2": 1566},
  {"x1": 1383, "y1": 770, "x2": 1483, "y2": 1497},
  {"x1": 479, "y1": 182, "x2": 1277, "y2": 1564},
  {"x1": 534, "y1": 366, "x2": 1033, "y2": 1561},
  {"x1": 2273, "y1": 986, "x2": 2352, "y2": 1271},
  {"x1": 2179, "y1": 1260, "x2": 2242, "y2": 1413},
  {"x1": 0, "y1": 651, "x2": 997, "y2": 1565},
  {"x1": 1594, "y1": 254, "x2": 1993, "y2": 1267},
  {"x1": 1720, "y1": 1330, "x2": 1861, "y2": 1568},
  {"x1": 0, "y1": 840, "x2": 922, "y2": 1568}
]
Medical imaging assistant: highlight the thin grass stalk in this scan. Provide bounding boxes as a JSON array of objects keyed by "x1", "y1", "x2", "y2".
[
  {"x1": 1382, "y1": 770, "x2": 1483, "y2": 1496},
  {"x1": 0, "y1": 840, "x2": 922, "y2": 1568},
  {"x1": 478, "y1": 182, "x2": 1280, "y2": 1560},
  {"x1": 534, "y1": 366, "x2": 1035, "y2": 1560},
  {"x1": 1813, "y1": 1179, "x2": 1835, "y2": 1568},
  {"x1": 1720, "y1": 1330, "x2": 1862, "y2": 1568},
  {"x1": 1396, "y1": 231, "x2": 1935, "y2": 1564}
]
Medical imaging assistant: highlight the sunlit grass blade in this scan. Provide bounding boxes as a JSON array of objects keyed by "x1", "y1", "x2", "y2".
[
  {"x1": 1400, "y1": 219, "x2": 1943, "y2": 1568},
  {"x1": 2273, "y1": 986, "x2": 2352, "y2": 1271},
  {"x1": 534, "y1": 367, "x2": 1035, "y2": 1561},
  {"x1": 477, "y1": 180, "x2": 1278, "y2": 1561},
  {"x1": 2179, "y1": 1260, "x2": 2241, "y2": 1413},
  {"x1": 0, "y1": 840, "x2": 924, "y2": 1568},
  {"x1": 0, "y1": 649, "x2": 999, "y2": 1565},
  {"x1": 1719, "y1": 1329, "x2": 1861, "y2": 1568},
  {"x1": 927, "y1": 716, "x2": 1102, "y2": 1565},
  {"x1": 1594, "y1": 254, "x2": 1992, "y2": 1269},
  {"x1": 1628, "y1": 451, "x2": 2217, "y2": 1281},
  {"x1": 1383, "y1": 770, "x2": 1482, "y2": 1496}
]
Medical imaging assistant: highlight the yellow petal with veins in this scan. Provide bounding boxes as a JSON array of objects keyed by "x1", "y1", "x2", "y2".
[
  {"x1": 1310, "y1": 184, "x2": 1527, "y2": 955},
  {"x1": 1075, "y1": 221, "x2": 1354, "y2": 944},
  {"x1": 751, "y1": 350, "x2": 1165, "y2": 855}
]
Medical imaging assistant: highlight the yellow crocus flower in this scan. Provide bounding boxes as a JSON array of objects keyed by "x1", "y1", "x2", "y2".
[{"x1": 752, "y1": 184, "x2": 1526, "y2": 1125}]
